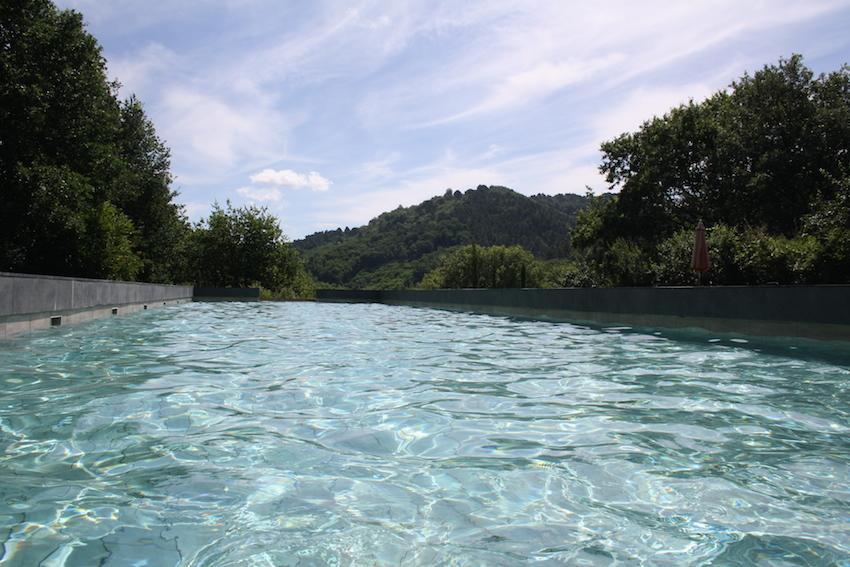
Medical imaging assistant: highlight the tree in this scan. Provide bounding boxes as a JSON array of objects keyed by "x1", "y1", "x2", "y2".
[
  {"x1": 573, "y1": 54, "x2": 850, "y2": 285},
  {"x1": 801, "y1": 170, "x2": 850, "y2": 282},
  {"x1": 0, "y1": 0, "x2": 188, "y2": 281},
  {"x1": 1, "y1": 0, "x2": 120, "y2": 275},
  {"x1": 87, "y1": 202, "x2": 143, "y2": 280},
  {"x1": 113, "y1": 96, "x2": 188, "y2": 283},
  {"x1": 188, "y1": 202, "x2": 313, "y2": 295},
  {"x1": 589, "y1": 55, "x2": 850, "y2": 248}
]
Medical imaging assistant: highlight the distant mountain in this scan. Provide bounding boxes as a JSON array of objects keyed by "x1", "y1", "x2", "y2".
[{"x1": 294, "y1": 185, "x2": 591, "y2": 288}]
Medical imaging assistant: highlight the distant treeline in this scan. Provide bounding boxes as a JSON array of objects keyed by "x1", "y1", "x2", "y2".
[
  {"x1": 295, "y1": 186, "x2": 591, "y2": 289},
  {"x1": 1, "y1": 1, "x2": 310, "y2": 296}
]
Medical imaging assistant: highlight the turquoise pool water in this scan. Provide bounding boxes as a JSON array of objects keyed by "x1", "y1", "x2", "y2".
[{"x1": 0, "y1": 301, "x2": 849, "y2": 565}]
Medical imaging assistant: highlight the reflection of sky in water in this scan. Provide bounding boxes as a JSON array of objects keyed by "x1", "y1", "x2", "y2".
[{"x1": 0, "y1": 301, "x2": 848, "y2": 565}]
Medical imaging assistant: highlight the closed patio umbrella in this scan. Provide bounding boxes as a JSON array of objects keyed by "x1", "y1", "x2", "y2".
[{"x1": 691, "y1": 220, "x2": 710, "y2": 284}]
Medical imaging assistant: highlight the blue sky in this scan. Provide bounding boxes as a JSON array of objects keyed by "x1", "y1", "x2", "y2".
[{"x1": 58, "y1": 0, "x2": 850, "y2": 239}]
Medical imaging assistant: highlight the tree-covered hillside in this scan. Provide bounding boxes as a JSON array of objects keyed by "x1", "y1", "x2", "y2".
[{"x1": 295, "y1": 186, "x2": 590, "y2": 288}]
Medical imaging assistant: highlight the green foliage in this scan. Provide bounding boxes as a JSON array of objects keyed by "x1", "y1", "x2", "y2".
[
  {"x1": 602, "y1": 239, "x2": 654, "y2": 287},
  {"x1": 651, "y1": 224, "x2": 824, "y2": 285},
  {"x1": 296, "y1": 186, "x2": 591, "y2": 288},
  {"x1": 573, "y1": 54, "x2": 850, "y2": 285},
  {"x1": 559, "y1": 260, "x2": 604, "y2": 288},
  {"x1": 570, "y1": 192, "x2": 611, "y2": 251},
  {"x1": 536, "y1": 259, "x2": 573, "y2": 288},
  {"x1": 652, "y1": 229, "x2": 695, "y2": 285},
  {"x1": 420, "y1": 245, "x2": 540, "y2": 289},
  {"x1": 10, "y1": 164, "x2": 94, "y2": 275},
  {"x1": 593, "y1": 55, "x2": 850, "y2": 243},
  {"x1": 0, "y1": 0, "x2": 188, "y2": 281},
  {"x1": 187, "y1": 202, "x2": 313, "y2": 297},
  {"x1": 88, "y1": 202, "x2": 143, "y2": 281},
  {"x1": 348, "y1": 251, "x2": 446, "y2": 290},
  {"x1": 113, "y1": 96, "x2": 187, "y2": 283},
  {"x1": 801, "y1": 171, "x2": 850, "y2": 282}
]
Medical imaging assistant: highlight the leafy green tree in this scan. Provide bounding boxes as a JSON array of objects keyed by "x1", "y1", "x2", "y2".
[
  {"x1": 188, "y1": 202, "x2": 313, "y2": 295},
  {"x1": 601, "y1": 239, "x2": 654, "y2": 286},
  {"x1": 589, "y1": 55, "x2": 850, "y2": 246},
  {"x1": 8, "y1": 164, "x2": 93, "y2": 275},
  {"x1": 573, "y1": 54, "x2": 850, "y2": 285},
  {"x1": 801, "y1": 170, "x2": 850, "y2": 282},
  {"x1": 113, "y1": 96, "x2": 188, "y2": 282},
  {"x1": 1, "y1": 0, "x2": 188, "y2": 281},
  {"x1": 1, "y1": 0, "x2": 120, "y2": 275},
  {"x1": 87, "y1": 202, "x2": 143, "y2": 280}
]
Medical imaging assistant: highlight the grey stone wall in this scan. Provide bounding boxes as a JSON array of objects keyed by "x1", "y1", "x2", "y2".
[
  {"x1": 317, "y1": 286, "x2": 850, "y2": 341},
  {"x1": 0, "y1": 272, "x2": 193, "y2": 337}
]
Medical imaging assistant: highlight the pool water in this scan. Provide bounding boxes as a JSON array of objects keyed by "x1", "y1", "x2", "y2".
[{"x1": 1, "y1": 301, "x2": 849, "y2": 565}]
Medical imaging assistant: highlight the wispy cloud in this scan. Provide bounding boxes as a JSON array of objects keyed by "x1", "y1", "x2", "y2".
[
  {"x1": 250, "y1": 169, "x2": 331, "y2": 191},
  {"x1": 236, "y1": 186, "x2": 283, "y2": 202},
  {"x1": 56, "y1": 0, "x2": 850, "y2": 238},
  {"x1": 158, "y1": 88, "x2": 292, "y2": 183}
]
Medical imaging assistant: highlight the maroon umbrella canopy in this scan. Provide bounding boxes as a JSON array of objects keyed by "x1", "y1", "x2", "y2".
[{"x1": 692, "y1": 220, "x2": 710, "y2": 274}]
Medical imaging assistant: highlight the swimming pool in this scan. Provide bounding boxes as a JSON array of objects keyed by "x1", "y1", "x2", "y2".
[{"x1": 1, "y1": 301, "x2": 848, "y2": 565}]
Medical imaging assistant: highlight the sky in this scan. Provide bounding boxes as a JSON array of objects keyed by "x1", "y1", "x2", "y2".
[{"x1": 57, "y1": 0, "x2": 850, "y2": 239}]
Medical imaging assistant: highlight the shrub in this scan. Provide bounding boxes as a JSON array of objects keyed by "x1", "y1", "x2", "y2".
[
  {"x1": 801, "y1": 172, "x2": 850, "y2": 283},
  {"x1": 560, "y1": 260, "x2": 605, "y2": 287},
  {"x1": 653, "y1": 229, "x2": 695, "y2": 285},
  {"x1": 602, "y1": 239, "x2": 654, "y2": 286},
  {"x1": 420, "y1": 244, "x2": 540, "y2": 288}
]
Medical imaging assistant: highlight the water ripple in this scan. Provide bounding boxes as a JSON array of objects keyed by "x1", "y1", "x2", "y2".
[{"x1": 0, "y1": 301, "x2": 849, "y2": 565}]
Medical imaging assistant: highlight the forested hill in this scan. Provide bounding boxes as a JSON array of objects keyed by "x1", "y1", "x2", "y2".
[{"x1": 294, "y1": 185, "x2": 590, "y2": 288}]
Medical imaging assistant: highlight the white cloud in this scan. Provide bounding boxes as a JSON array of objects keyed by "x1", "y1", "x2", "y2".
[
  {"x1": 421, "y1": 55, "x2": 626, "y2": 126},
  {"x1": 593, "y1": 83, "x2": 717, "y2": 143},
  {"x1": 158, "y1": 88, "x2": 291, "y2": 180},
  {"x1": 237, "y1": 186, "x2": 283, "y2": 202},
  {"x1": 249, "y1": 168, "x2": 331, "y2": 191}
]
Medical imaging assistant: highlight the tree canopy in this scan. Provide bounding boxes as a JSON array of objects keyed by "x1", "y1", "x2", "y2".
[
  {"x1": 572, "y1": 55, "x2": 850, "y2": 286},
  {"x1": 0, "y1": 1, "x2": 188, "y2": 281},
  {"x1": 0, "y1": 1, "x2": 312, "y2": 294},
  {"x1": 186, "y1": 202, "x2": 312, "y2": 296}
]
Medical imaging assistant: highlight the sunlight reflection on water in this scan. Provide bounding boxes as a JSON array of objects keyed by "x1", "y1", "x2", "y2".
[{"x1": 0, "y1": 301, "x2": 848, "y2": 565}]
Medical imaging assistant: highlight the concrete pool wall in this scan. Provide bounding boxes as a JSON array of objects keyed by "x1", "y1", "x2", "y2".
[
  {"x1": 0, "y1": 272, "x2": 193, "y2": 337},
  {"x1": 194, "y1": 286, "x2": 261, "y2": 300},
  {"x1": 317, "y1": 286, "x2": 850, "y2": 342}
]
